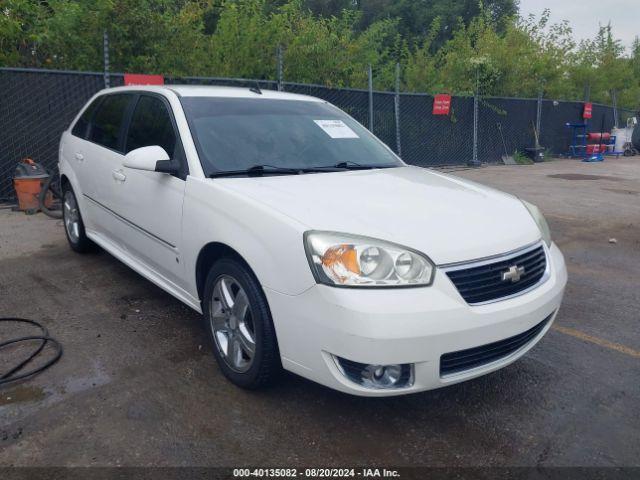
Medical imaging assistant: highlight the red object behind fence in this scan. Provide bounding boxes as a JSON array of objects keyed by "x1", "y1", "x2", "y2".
[
  {"x1": 124, "y1": 74, "x2": 165, "y2": 86},
  {"x1": 587, "y1": 132, "x2": 611, "y2": 141},
  {"x1": 583, "y1": 102, "x2": 593, "y2": 119},
  {"x1": 586, "y1": 144, "x2": 607, "y2": 154},
  {"x1": 433, "y1": 94, "x2": 452, "y2": 115}
]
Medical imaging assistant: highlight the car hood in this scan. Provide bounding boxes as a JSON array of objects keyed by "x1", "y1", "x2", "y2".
[{"x1": 218, "y1": 166, "x2": 542, "y2": 264}]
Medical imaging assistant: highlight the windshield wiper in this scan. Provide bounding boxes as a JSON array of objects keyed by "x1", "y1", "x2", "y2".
[
  {"x1": 209, "y1": 162, "x2": 397, "y2": 178},
  {"x1": 209, "y1": 165, "x2": 305, "y2": 178},
  {"x1": 315, "y1": 161, "x2": 398, "y2": 170}
]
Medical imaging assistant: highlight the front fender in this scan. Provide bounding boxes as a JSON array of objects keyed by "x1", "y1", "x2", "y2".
[{"x1": 181, "y1": 177, "x2": 316, "y2": 300}]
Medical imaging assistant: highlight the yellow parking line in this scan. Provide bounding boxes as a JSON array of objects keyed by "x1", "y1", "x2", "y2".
[
  {"x1": 552, "y1": 325, "x2": 640, "y2": 359},
  {"x1": 545, "y1": 213, "x2": 581, "y2": 222}
]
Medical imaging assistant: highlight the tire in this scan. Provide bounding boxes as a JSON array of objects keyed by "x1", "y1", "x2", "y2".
[
  {"x1": 61, "y1": 185, "x2": 95, "y2": 253},
  {"x1": 203, "y1": 258, "x2": 281, "y2": 389}
]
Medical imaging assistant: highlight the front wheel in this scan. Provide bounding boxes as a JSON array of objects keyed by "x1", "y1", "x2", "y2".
[{"x1": 203, "y1": 258, "x2": 281, "y2": 389}]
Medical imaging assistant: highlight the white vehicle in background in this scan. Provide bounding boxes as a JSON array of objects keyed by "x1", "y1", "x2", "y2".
[{"x1": 59, "y1": 85, "x2": 567, "y2": 396}]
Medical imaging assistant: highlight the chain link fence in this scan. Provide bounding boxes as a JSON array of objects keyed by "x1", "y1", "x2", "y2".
[
  {"x1": 0, "y1": 66, "x2": 636, "y2": 201},
  {"x1": 399, "y1": 93, "x2": 477, "y2": 167}
]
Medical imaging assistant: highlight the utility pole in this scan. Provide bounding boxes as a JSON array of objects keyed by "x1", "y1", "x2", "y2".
[
  {"x1": 368, "y1": 64, "x2": 374, "y2": 132},
  {"x1": 611, "y1": 89, "x2": 618, "y2": 128},
  {"x1": 536, "y1": 89, "x2": 543, "y2": 149},
  {"x1": 472, "y1": 67, "x2": 479, "y2": 166},
  {"x1": 584, "y1": 82, "x2": 591, "y2": 103},
  {"x1": 103, "y1": 30, "x2": 110, "y2": 89},
  {"x1": 277, "y1": 45, "x2": 284, "y2": 92},
  {"x1": 394, "y1": 63, "x2": 402, "y2": 157}
]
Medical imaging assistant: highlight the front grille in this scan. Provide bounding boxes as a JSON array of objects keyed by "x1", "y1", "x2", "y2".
[
  {"x1": 440, "y1": 315, "x2": 552, "y2": 376},
  {"x1": 445, "y1": 245, "x2": 547, "y2": 304}
]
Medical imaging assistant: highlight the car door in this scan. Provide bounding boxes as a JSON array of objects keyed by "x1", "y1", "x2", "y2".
[
  {"x1": 111, "y1": 93, "x2": 188, "y2": 287},
  {"x1": 80, "y1": 93, "x2": 136, "y2": 242},
  {"x1": 64, "y1": 96, "x2": 104, "y2": 230}
]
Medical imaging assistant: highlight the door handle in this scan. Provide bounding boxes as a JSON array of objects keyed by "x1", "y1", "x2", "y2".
[
  {"x1": 74, "y1": 153, "x2": 84, "y2": 162},
  {"x1": 112, "y1": 170, "x2": 126, "y2": 182}
]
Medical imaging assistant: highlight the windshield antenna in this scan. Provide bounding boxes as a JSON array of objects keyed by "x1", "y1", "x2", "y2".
[{"x1": 249, "y1": 81, "x2": 262, "y2": 95}]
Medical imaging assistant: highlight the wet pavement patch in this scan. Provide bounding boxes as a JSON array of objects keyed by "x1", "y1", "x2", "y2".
[
  {"x1": 0, "y1": 385, "x2": 47, "y2": 406},
  {"x1": 1, "y1": 427, "x2": 23, "y2": 442},
  {"x1": 547, "y1": 173, "x2": 624, "y2": 181},
  {"x1": 603, "y1": 188, "x2": 639, "y2": 196}
]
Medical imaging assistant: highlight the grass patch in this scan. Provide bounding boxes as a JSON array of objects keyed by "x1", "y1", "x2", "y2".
[{"x1": 513, "y1": 150, "x2": 534, "y2": 165}]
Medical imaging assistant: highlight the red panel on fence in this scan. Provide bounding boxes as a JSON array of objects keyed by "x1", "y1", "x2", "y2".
[
  {"x1": 433, "y1": 94, "x2": 452, "y2": 115},
  {"x1": 583, "y1": 102, "x2": 593, "y2": 119},
  {"x1": 124, "y1": 74, "x2": 164, "y2": 86}
]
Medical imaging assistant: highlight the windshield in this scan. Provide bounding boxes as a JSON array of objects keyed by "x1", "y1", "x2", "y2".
[{"x1": 181, "y1": 97, "x2": 403, "y2": 176}]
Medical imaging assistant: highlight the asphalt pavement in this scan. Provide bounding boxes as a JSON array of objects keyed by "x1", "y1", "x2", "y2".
[{"x1": 0, "y1": 158, "x2": 638, "y2": 468}]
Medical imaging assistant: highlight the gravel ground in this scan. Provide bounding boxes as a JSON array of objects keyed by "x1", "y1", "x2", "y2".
[{"x1": 0, "y1": 158, "x2": 638, "y2": 468}]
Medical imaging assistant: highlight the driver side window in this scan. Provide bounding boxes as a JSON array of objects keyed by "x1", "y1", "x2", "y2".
[{"x1": 126, "y1": 95, "x2": 177, "y2": 157}]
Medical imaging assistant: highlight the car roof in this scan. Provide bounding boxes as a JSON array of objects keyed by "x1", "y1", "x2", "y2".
[{"x1": 99, "y1": 85, "x2": 324, "y2": 102}]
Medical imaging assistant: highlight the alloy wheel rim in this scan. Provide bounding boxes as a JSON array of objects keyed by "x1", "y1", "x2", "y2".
[
  {"x1": 63, "y1": 191, "x2": 80, "y2": 243},
  {"x1": 209, "y1": 275, "x2": 256, "y2": 373}
]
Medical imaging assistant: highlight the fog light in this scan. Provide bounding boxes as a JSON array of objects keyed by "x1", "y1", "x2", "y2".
[
  {"x1": 363, "y1": 364, "x2": 402, "y2": 387},
  {"x1": 334, "y1": 356, "x2": 413, "y2": 389}
]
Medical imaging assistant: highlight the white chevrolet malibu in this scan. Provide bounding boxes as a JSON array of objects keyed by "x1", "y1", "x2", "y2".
[{"x1": 59, "y1": 85, "x2": 567, "y2": 396}]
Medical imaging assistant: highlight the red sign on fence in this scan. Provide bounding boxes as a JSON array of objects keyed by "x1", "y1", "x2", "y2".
[
  {"x1": 583, "y1": 102, "x2": 593, "y2": 119},
  {"x1": 433, "y1": 94, "x2": 452, "y2": 115},
  {"x1": 124, "y1": 74, "x2": 165, "y2": 86}
]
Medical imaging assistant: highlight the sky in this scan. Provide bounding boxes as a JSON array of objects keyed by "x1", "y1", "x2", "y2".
[{"x1": 519, "y1": 0, "x2": 639, "y2": 52}]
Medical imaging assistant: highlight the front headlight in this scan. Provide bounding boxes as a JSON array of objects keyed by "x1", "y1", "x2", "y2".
[
  {"x1": 521, "y1": 200, "x2": 551, "y2": 247},
  {"x1": 304, "y1": 231, "x2": 435, "y2": 287}
]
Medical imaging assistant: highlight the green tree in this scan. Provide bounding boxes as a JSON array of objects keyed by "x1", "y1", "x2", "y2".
[
  {"x1": 354, "y1": 0, "x2": 517, "y2": 46},
  {"x1": 0, "y1": 0, "x2": 638, "y2": 109},
  {"x1": 0, "y1": 0, "x2": 49, "y2": 67}
]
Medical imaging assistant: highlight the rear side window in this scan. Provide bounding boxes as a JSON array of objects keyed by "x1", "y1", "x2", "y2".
[
  {"x1": 88, "y1": 94, "x2": 132, "y2": 151},
  {"x1": 71, "y1": 97, "x2": 101, "y2": 139},
  {"x1": 125, "y1": 95, "x2": 176, "y2": 156}
]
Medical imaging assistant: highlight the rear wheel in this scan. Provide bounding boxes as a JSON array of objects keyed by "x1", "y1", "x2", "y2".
[
  {"x1": 61, "y1": 185, "x2": 95, "y2": 253},
  {"x1": 203, "y1": 258, "x2": 281, "y2": 389}
]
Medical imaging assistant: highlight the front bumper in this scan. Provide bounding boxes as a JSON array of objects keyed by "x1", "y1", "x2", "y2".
[{"x1": 265, "y1": 242, "x2": 567, "y2": 396}]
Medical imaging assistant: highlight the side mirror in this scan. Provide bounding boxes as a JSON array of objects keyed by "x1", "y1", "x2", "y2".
[{"x1": 123, "y1": 146, "x2": 171, "y2": 173}]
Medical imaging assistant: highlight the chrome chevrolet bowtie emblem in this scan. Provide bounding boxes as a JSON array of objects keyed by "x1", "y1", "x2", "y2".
[{"x1": 502, "y1": 265, "x2": 525, "y2": 283}]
